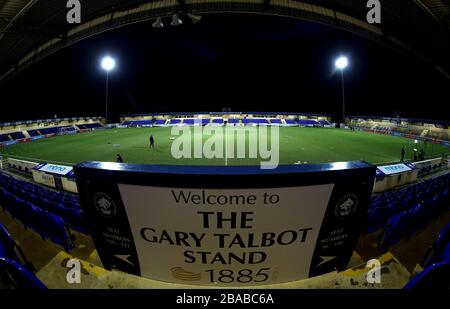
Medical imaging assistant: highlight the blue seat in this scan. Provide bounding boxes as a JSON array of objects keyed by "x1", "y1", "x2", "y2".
[
  {"x1": 0, "y1": 224, "x2": 17, "y2": 260},
  {"x1": 442, "y1": 244, "x2": 450, "y2": 263},
  {"x1": 17, "y1": 200, "x2": 38, "y2": 230},
  {"x1": 0, "y1": 187, "x2": 7, "y2": 210},
  {"x1": 403, "y1": 262, "x2": 450, "y2": 289},
  {"x1": 38, "y1": 198, "x2": 63, "y2": 216},
  {"x1": 2, "y1": 191, "x2": 16, "y2": 214},
  {"x1": 36, "y1": 210, "x2": 73, "y2": 251},
  {"x1": 61, "y1": 207, "x2": 88, "y2": 235},
  {"x1": 169, "y1": 119, "x2": 181, "y2": 125},
  {"x1": 424, "y1": 222, "x2": 450, "y2": 267},
  {"x1": 408, "y1": 203, "x2": 428, "y2": 233},
  {"x1": 367, "y1": 204, "x2": 390, "y2": 232},
  {"x1": 0, "y1": 241, "x2": 8, "y2": 259},
  {"x1": 1, "y1": 172, "x2": 83, "y2": 236},
  {"x1": 183, "y1": 119, "x2": 195, "y2": 125},
  {"x1": 153, "y1": 119, "x2": 166, "y2": 125},
  {"x1": 228, "y1": 118, "x2": 241, "y2": 124},
  {"x1": 0, "y1": 257, "x2": 46, "y2": 289},
  {"x1": 0, "y1": 224, "x2": 34, "y2": 271},
  {"x1": 379, "y1": 211, "x2": 413, "y2": 251},
  {"x1": 0, "y1": 133, "x2": 11, "y2": 142},
  {"x1": 8, "y1": 196, "x2": 22, "y2": 220}
]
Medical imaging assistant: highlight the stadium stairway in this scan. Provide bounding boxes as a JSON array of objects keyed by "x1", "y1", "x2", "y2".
[{"x1": 22, "y1": 130, "x2": 31, "y2": 139}]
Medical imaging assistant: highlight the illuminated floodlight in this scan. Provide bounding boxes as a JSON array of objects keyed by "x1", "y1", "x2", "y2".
[
  {"x1": 100, "y1": 56, "x2": 116, "y2": 124},
  {"x1": 335, "y1": 56, "x2": 348, "y2": 70},
  {"x1": 334, "y1": 55, "x2": 349, "y2": 124},
  {"x1": 101, "y1": 56, "x2": 116, "y2": 72}
]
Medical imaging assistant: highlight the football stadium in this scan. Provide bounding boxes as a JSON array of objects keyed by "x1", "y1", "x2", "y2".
[
  {"x1": 1, "y1": 118, "x2": 449, "y2": 166},
  {"x1": 0, "y1": 0, "x2": 449, "y2": 298}
]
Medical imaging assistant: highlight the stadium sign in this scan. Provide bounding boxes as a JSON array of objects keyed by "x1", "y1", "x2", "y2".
[
  {"x1": 35, "y1": 163, "x2": 74, "y2": 176},
  {"x1": 377, "y1": 163, "x2": 415, "y2": 176},
  {"x1": 74, "y1": 162, "x2": 375, "y2": 286}
]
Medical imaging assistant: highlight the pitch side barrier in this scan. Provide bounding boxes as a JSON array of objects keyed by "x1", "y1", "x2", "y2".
[{"x1": 74, "y1": 161, "x2": 375, "y2": 286}]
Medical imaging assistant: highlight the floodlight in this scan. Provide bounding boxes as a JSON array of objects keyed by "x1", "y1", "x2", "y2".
[
  {"x1": 334, "y1": 55, "x2": 350, "y2": 124},
  {"x1": 100, "y1": 56, "x2": 116, "y2": 124},
  {"x1": 335, "y1": 56, "x2": 348, "y2": 70},
  {"x1": 101, "y1": 56, "x2": 115, "y2": 72}
]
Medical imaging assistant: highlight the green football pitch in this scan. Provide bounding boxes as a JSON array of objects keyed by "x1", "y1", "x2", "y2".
[{"x1": 1, "y1": 127, "x2": 448, "y2": 166}]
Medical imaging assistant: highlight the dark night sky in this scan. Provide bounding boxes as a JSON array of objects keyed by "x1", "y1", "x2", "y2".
[{"x1": 0, "y1": 13, "x2": 449, "y2": 123}]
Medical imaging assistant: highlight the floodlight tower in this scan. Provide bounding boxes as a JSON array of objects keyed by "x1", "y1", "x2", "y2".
[
  {"x1": 101, "y1": 56, "x2": 116, "y2": 124},
  {"x1": 335, "y1": 56, "x2": 348, "y2": 125}
]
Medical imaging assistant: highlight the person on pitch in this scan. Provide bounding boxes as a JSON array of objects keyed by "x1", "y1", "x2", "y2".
[{"x1": 149, "y1": 134, "x2": 155, "y2": 148}]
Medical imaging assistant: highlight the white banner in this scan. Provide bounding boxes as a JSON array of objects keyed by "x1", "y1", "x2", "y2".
[
  {"x1": 38, "y1": 163, "x2": 73, "y2": 176},
  {"x1": 378, "y1": 163, "x2": 412, "y2": 175},
  {"x1": 118, "y1": 184, "x2": 333, "y2": 285}
]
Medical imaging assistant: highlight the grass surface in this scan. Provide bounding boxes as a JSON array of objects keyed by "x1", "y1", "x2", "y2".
[{"x1": 1, "y1": 127, "x2": 448, "y2": 166}]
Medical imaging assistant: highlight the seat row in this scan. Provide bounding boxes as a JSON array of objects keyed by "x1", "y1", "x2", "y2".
[
  {"x1": 367, "y1": 173, "x2": 450, "y2": 232},
  {"x1": 0, "y1": 224, "x2": 46, "y2": 289},
  {"x1": 0, "y1": 172, "x2": 87, "y2": 235}
]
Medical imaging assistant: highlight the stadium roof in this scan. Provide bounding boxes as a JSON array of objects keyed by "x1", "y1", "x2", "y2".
[{"x1": 0, "y1": 0, "x2": 449, "y2": 84}]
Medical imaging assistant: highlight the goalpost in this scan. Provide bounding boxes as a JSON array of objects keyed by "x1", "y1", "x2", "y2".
[{"x1": 59, "y1": 126, "x2": 76, "y2": 136}]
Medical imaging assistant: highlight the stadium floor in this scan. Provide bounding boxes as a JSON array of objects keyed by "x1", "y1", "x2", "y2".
[{"x1": 1, "y1": 127, "x2": 448, "y2": 166}]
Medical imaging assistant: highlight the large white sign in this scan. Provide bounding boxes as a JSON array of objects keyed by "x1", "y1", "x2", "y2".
[
  {"x1": 38, "y1": 163, "x2": 73, "y2": 176},
  {"x1": 378, "y1": 163, "x2": 412, "y2": 175},
  {"x1": 75, "y1": 161, "x2": 376, "y2": 287},
  {"x1": 118, "y1": 185, "x2": 333, "y2": 285}
]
